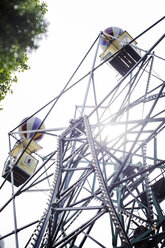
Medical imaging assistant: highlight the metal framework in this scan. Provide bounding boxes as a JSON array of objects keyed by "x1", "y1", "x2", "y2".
[{"x1": 0, "y1": 17, "x2": 165, "y2": 248}]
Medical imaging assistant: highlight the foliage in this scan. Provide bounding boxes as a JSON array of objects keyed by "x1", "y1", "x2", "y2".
[{"x1": 0, "y1": 0, "x2": 48, "y2": 109}]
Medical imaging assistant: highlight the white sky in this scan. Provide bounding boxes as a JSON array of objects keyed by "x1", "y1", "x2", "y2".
[{"x1": 0, "y1": 0, "x2": 164, "y2": 247}]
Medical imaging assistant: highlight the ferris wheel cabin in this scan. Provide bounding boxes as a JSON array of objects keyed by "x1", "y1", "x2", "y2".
[
  {"x1": 2, "y1": 139, "x2": 42, "y2": 187},
  {"x1": 100, "y1": 27, "x2": 141, "y2": 76}
]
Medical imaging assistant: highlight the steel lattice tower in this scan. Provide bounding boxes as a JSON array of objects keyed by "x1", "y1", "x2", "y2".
[{"x1": 0, "y1": 17, "x2": 165, "y2": 248}]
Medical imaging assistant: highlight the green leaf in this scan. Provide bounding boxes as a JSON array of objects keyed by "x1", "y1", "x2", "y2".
[{"x1": 0, "y1": 0, "x2": 48, "y2": 109}]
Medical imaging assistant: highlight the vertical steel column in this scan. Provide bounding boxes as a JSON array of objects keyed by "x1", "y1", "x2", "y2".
[
  {"x1": 8, "y1": 133, "x2": 19, "y2": 248},
  {"x1": 154, "y1": 136, "x2": 157, "y2": 165},
  {"x1": 80, "y1": 33, "x2": 102, "y2": 116}
]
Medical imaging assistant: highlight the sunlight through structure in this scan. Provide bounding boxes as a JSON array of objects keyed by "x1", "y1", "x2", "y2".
[{"x1": 0, "y1": 17, "x2": 165, "y2": 248}]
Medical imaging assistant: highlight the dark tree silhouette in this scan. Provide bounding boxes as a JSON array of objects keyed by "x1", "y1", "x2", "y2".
[{"x1": 0, "y1": 0, "x2": 48, "y2": 108}]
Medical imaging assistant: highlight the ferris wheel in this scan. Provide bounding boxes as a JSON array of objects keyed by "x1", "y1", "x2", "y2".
[{"x1": 0, "y1": 17, "x2": 165, "y2": 248}]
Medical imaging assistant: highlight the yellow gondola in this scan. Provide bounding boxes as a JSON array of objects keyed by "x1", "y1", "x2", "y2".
[
  {"x1": 2, "y1": 139, "x2": 42, "y2": 187},
  {"x1": 100, "y1": 27, "x2": 141, "y2": 76}
]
